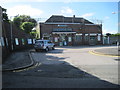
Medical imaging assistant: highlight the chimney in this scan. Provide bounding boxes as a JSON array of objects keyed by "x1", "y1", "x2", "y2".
[
  {"x1": 73, "y1": 15, "x2": 75, "y2": 18},
  {"x1": 72, "y1": 15, "x2": 75, "y2": 23}
]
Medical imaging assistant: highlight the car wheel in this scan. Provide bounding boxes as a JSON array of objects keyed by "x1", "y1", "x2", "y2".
[
  {"x1": 52, "y1": 46, "x2": 55, "y2": 50},
  {"x1": 45, "y1": 47, "x2": 49, "y2": 52},
  {"x1": 35, "y1": 49, "x2": 39, "y2": 52}
]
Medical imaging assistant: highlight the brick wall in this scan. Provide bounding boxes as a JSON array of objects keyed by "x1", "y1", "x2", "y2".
[
  {"x1": 40, "y1": 23, "x2": 103, "y2": 46},
  {"x1": 2, "y1": 21, "x2": 35, "y2": 62}
]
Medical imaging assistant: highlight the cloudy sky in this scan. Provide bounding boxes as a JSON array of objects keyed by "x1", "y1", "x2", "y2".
[{"x1": 0, "y1": 0, "x2": 119, "y2": 34}]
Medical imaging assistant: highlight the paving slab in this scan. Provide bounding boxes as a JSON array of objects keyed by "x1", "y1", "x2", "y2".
[{"x1": 2, "y1": 50, "x2": 34, "y2": 71}]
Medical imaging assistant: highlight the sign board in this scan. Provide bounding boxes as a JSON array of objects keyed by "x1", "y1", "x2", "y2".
[
  {"x1": 90, "y1": 33, "x2": 97, "y2": 36},
  {"x1": 28, "y1": 39, "x2": 32, "y2": 44},
  {"x1": 15, "y1": 38, "x2": 19, "y2": 45},
  {"x1": 53, "y1": 28, "x2": 72, "y2": 32},
  {"x1": 1, "y1": 37, "x2": 5, "y2": 46}
]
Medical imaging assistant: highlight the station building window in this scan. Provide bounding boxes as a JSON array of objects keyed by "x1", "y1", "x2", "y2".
[
  {"x1": 98, "y1": 34, "x2": 101, "y2": 41},
  {"x1": 68, "y1": 37, "x2": 72, "y2": 42},
  {"x1": 85, "y1": 34, "x2": 89, "y2": 41},
  {"x1": 75, "y1": 34, "x2": 82, "y2": 41}
]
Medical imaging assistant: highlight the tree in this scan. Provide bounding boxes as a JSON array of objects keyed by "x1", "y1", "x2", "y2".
[
  {"x1": 110, "y1": 33, "x2": 120, "y2": 36},
  {"x1": 2, "y1": 7, "x2": 9, "y2": 22},
  {"x1": 13, "y1": 17, "x2": 21, "y2": 29},
  {"x1": 30, "y1": 31, "x2": 38, "y2": 38},
  {"x1": 106, "y1": 33, "x2": 111, "y2": 36},
  {"x1": 20, "y1": 22, "x2": 34, "y2": 34},
  {"x1": 13, "y1": 15, "x2": 37, "y2": 31},
  {"x1": 13, "y1": 15, "x2": 37, "y2": 26}
]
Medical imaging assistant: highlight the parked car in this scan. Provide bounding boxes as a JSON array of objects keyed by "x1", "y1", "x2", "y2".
[{"x1": 34, "y1": 39, "x2": 55, "y2": 52}]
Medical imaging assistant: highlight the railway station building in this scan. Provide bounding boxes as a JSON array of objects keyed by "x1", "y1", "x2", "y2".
[{"x1": 39, "y1": 15, "x2": 103, "y2": 46}]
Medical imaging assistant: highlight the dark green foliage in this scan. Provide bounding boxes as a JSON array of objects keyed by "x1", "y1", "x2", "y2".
[
  {"x1": 30, "y1": 31, "x2": 38, "y2": 38},
  {"x1": 2, "y1": 7, "x2": 9, "y2": 22},
  {"x1": 13, "y1": 17, "x2": 21, "y2": 29},
  {"x1": 13, "y1": 15, "x2": 37, "y2": 34},
  {"x1": 13, "y1": 15, "x2": 37, "y2": 28},
  {"x1": 110, "y1": 33, "x2": 120, "y2": 36},
  {"x1": 106, "y1": 33, "x2": 111, "y2": 36},
  {"x1": 20, "y1": 22, "x2": 34, "y2": 34}
]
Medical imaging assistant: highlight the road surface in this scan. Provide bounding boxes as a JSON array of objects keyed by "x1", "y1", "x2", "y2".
[{"x1": 3, "y1": 46, "x2": 119, "y2": 88}]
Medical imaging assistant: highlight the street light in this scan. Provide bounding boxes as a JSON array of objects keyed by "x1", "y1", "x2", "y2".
[{"x1": 10, "y1": 16, "x2": 15, "y2": 51}]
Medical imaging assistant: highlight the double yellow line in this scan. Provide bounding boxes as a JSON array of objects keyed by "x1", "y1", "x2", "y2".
[
  {"x1": 89, "y1": 50, "x2": 120, "y2": 57},
  {"x1": 13, "y1": 62, "x2": 41, "y2": 72}
]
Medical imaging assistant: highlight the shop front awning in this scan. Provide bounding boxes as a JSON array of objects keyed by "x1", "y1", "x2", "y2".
[{"x1": 52, "y1": 31, "x2": 76, "y2": 34}]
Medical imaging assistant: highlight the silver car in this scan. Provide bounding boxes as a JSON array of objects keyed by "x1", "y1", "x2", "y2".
[{"x1": 34, "y1": 40, "x2": 55, "y2": 52}]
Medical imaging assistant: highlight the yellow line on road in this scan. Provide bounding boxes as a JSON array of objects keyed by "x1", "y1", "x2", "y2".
[
  {"x1": 89, "y1": 50, "x2": 120, "y2": 57},
  {"x1": 13, "y1": 62, "x2": 40, "y2": 72}
]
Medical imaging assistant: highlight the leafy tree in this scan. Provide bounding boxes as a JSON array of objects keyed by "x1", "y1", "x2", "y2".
[
  {"x1": 2, "y1": 7, "x2": 9, "y2": 22},
  {"x1": 20, "y1": 22, "x2": 34, "y2": 34},
  {"x1": 106, "y1": 33, "x2": 111, "y2": 36},
  {"x1": 13, "y1": 15, "x2": 37, "y2": 29},
  {"x1": 30, "y1": 31, "x2": 38, "y2": 38},
  {"x1": 13, "y1": 17, "x2": 21, "y2": 29},
  {"x1": 19, "y1": 15, "x2": 36, "y2": 25}
]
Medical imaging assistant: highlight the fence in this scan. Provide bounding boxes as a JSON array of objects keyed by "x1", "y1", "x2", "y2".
[
  {"x1": 103, "y1": 36, "x2": 120, "y2": 45},
  {"x1": 1, "y1": 21, "x2": 35, "y2": 62}
]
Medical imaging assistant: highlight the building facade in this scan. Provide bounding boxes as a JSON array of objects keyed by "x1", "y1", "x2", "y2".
[{"x1": 40, "y1": 15, "x2": 103, "y2": 46}]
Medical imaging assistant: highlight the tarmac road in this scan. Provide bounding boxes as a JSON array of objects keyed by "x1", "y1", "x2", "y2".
[{"x1": 2, "y1": 46, "x2": 119, "y2": 88}]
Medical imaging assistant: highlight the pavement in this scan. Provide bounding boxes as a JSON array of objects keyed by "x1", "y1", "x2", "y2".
[
  {"x1": 2, "y1": 45, "x2": 119, "y2": 71},
  {"x1": 2, "y1": 50, "x2": 34, "y2": 71}
]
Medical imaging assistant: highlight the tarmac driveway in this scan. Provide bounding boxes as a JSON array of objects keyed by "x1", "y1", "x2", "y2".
[
  {"x1": 30, "y1": 46, "x2": 119, "y2": 85},
  {"x1": 3, "y1": 46, "x2": 119, "y2": 88}
]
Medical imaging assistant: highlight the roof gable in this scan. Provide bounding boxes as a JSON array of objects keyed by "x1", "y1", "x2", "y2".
[{"x1": 45, "y1": 15, "x2": 93, "y2": 24}]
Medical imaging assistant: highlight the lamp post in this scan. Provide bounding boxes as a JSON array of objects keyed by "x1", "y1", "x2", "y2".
[{"x1": 10, "y1": 16, "x2": 14, "y2": 51}]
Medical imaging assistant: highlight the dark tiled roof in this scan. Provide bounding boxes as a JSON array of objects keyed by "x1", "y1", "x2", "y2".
[{"x1": 45, "y1": 15, "x2": 93, "y2": 24}]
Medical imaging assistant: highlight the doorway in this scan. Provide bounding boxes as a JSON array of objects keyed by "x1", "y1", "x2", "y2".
[
  {"x1": 89, "y1": 36, "x2": 97, "y2": 45},
  {"x1": 60, "y1": 34, "x2": 68, "y2": 46}
]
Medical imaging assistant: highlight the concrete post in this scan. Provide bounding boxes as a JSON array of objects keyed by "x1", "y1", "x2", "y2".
[
  {"x1": 0, "y1": 6, "x2": 2, "y2": 90},
  {"x1": 103, "y1": 36, "x2": 104, "y2": 44},
  {"x1": 10, "y1": 17, "x2": 13, "y2": 50}
]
